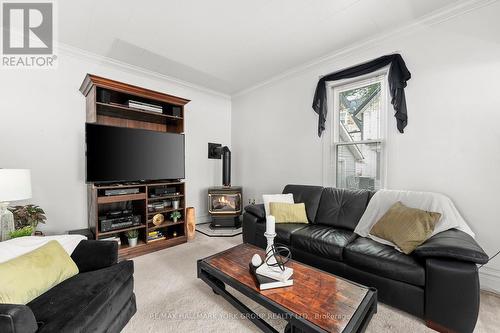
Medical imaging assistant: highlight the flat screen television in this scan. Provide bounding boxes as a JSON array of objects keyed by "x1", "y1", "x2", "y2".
[{"x1": 85, "y1": 123, "x2": 185, "y2": 183}]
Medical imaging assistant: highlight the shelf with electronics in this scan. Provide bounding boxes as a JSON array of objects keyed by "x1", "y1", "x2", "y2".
[
  {"x1": 146, "y1": 182, "x2": 186, "y2": 244},
  {"x1": 80, "y1": 74, "x2": 190, "y2": 260}
]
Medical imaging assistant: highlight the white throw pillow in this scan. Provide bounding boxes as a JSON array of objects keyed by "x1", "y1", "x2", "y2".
[{"x1": 262, "y1": 193, "x2": 294, "y2": 216}]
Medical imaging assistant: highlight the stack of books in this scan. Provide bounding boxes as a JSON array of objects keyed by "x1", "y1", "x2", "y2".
[
  {"x1": 128, "y1": 100, "x2": 163, "y2": 113},
  {"x1": 249, "y1": 263, "x2": 293, "y2": 290},
  {"x1": 148, "y1": 230, "x2": 166, "y2": 242}
]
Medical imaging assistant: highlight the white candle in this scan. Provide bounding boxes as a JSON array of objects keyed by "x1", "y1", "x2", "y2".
[{"x1": 266, "y1": 215, "x2": 275, "y2": 235}]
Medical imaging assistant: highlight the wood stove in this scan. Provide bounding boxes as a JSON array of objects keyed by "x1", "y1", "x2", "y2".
[
  {"x1": 207, "y1": 144, "x2": 242, "y2": 228},
  {"x1": 208, "y1": 186, "x2": 242, "y2": 228}
]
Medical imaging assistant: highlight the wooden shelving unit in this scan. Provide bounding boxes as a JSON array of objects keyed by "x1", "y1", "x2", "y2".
[
  {"x1": 80, "y1": 74, "x2": 190, "y2": 260},
  {"x1": 87, "y1": 181, "x2": 187, "y2": 260},
  {"x1": 80, "y1": 74, "x2": 189, "y2": 133}
]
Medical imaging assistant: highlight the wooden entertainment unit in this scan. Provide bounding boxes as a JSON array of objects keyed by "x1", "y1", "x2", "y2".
[{"x1": 80, "y1": 74, "x2": 190, "y2": 259}]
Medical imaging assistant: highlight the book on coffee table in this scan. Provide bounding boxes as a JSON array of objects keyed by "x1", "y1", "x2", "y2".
[
  {"x1": 249, "y1": 263, "x2": 293, "y2": 290},
  {"x1": 255, "y1": 260, "x2": 293, "y2": 282}
]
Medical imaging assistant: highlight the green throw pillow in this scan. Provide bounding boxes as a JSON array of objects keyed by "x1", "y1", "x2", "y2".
[
  {"x1": 269, "y1": 202, "x2": 308, "y2": 223},
  {"x1": 0, "y1": 240, "x2": 79, "y2": 304},
  {"x1": 370, "y1": 201, "x2": 441, "y2": 254}
]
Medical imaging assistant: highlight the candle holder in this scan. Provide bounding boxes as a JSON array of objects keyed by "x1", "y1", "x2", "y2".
[
  {"x1": 264, "y1": 231, "x2": 277, "y2": 266},
  {"x1": 256, "y1": 231, "x2": 293, "y2": 282}
]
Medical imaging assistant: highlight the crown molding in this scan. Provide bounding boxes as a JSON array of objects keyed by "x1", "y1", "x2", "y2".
[
  {"x1": 233, "y1": 0, "x2": 498, "y2": 98},
  {"x1": 57, "y1": 43, "x2": 231, "y2": 100},
  {"x1": 55, "y1": 0, "x2": 497, "y2": 100}
]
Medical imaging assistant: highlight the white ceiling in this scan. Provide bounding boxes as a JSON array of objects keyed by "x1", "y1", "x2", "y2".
[{"x1": 59, "y1": 0, "x2": 460, "y2": 94}]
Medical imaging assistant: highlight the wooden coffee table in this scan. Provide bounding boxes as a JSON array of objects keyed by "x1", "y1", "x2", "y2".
[{"x1": 197, "y1": 243, "x2": 377, "y2": 333}]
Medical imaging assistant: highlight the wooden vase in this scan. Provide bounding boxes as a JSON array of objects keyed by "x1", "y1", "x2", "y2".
[{"x1": 186, "y1": 207, "x2": 195, "y2": 241}]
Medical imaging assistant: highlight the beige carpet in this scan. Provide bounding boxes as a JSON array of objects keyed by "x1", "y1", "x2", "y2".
[{"x1": 123, "y1": 233, "x2": 500, "y2": 333}]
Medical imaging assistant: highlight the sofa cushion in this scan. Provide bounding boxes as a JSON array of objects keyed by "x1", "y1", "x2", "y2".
[
  {"x1": 256, "y1": 221, "x2": 308, "y2": 246},
  {"x1": 275, "y1": 223, "x2": 309, "y2": 245},
  {"x1": 282, "y1": 185, "x2": 324, "y2": 223},
  {"x1": 290, "y1": 225, "x2": 354, "y2": 261},
  {"x1": 28, "y1": 260, "x2": 134, "y2": 333},
  {"x1": 315, "y1": 187, "x2": 373, "y2": 230},
  {"x1": 344, "y1": 237, "x2": 425, "y2": 286}
]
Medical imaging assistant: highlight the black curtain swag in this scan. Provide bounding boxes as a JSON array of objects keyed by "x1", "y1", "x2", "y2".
[{"x1": 312, "y1": 54, "x2": 411, "y2": 137}]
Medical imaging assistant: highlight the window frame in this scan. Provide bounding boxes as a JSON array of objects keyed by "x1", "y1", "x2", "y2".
[{"x1": 321, "y1": 69, "x2": 389, "y2": 189}]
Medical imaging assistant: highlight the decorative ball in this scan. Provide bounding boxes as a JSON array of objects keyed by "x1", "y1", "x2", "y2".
[
  {"x1": 152, "y1": 213, "x2": 164, "y2": 226},
  {"x1": 251, "y1": 254, "x2": 263, "y2": 267}
]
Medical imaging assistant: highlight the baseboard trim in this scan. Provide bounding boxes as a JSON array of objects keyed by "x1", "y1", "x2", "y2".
[{"x1": 479, "y1": 266, "x2": 500, "y2": 294}]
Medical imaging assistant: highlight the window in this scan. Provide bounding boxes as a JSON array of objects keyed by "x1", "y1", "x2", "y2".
[{"x1": 324, "y1": 74, "x2": 387, "y2": 191}]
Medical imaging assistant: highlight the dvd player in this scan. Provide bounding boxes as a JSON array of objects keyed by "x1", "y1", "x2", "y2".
[{"x1": 104, "y1": 188, "x2": 140, "y2": 196}]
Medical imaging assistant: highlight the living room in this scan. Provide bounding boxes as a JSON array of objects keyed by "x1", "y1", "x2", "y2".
[{"x1": 0, "y1": 0, "x2": 499, "y2": 332}]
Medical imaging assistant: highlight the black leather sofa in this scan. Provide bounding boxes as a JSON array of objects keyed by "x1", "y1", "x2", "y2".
[
  {"x1": 0, "y1": 240, "x2": 136, "y2": 333},
  {"x1": 243, "y1": 185, "x2": 489, "y2": 333}
]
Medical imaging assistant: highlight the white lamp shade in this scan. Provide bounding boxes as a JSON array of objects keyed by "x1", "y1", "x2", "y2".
[{"x1": 0, "y1": 169, "x2": 32, "y2": 202}]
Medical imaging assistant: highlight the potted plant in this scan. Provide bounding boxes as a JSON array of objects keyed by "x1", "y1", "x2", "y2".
[
  {"x1": 125, "y1": 230, "x2": 139, "y2": 247},
  {"x1": 170, "y1": 211, "x2": 181, "y2": 223},
  {"x1": 9, "y1": 226, "x2": 34, "y2": 239},
  {"x1": 9, "y1": 205, "x2": 47, "y2": 233}
]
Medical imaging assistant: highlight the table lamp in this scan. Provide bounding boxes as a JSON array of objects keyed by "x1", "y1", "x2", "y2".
[{"x1": 0, "y1": 169, "x2": 32, "y2": 241}]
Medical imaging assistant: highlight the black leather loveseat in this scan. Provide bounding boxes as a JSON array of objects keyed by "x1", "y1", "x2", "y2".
[
  {"x1": 243, "y1": 185, "x2": 489, "y2": 333},
  {"x1": 0, "y1": 240, "x2": 136, "y2": 333}
]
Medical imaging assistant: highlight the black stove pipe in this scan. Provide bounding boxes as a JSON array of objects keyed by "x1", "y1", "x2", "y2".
[{"x1": 215, "y1": 146, "x2": 231, "y2": 187}]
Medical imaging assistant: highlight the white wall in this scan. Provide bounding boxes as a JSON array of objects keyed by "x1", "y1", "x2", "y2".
[
  {"x1": 0, "y1": 47, "x2": 231, "y2": 233},
  {"x1": 232, "y1": 3, "x2": 500, "y2": 291}
]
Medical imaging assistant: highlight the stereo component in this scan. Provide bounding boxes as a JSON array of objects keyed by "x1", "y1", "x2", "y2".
[
  {"x1": 151, "y1": 187, "x2": 177, "y2": 197},
  {"x1": 99, "y1": 215, "x2": 141, "y2": 232},
  {"x1": 104, "y1": 188, "x2": 140, "y2": 196}
]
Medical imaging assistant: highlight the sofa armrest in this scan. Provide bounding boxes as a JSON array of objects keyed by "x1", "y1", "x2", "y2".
[
  {"x1": 425, "y1": 258, "x2": 480, "y2": 332},
  {"x1": 242, "y1": 206, "x2": 267, "y2": 248},
  {"x1": 414, "y1": 229, "x2": 488, "y2": 264},
  {"x1": 0, "y1": 304, "x2": 37, "y2": 333},
  {"x1": 244, "y1": 204, "x2": 266, "y2": 220},
  {"x1": 71, "y1": 240, "x2": 118, "y2": 273}
]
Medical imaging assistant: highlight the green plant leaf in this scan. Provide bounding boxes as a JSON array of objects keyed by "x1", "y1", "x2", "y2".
[
  {"x1": 170, "y1": 211, "x2": 181, "y2": 219},
  {"x1": 9, "y1": 226, "x2": 34, "y2": 238},
  {"x1": 125, "y1": 229, "x2": 139, "y2": 238}
]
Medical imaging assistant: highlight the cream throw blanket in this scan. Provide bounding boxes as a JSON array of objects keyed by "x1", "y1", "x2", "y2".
[
  {"x1": 354, "y1": 189, "x2": 475, "y2": 250},
  {"x1": 0, "y1": 235, "x2": 86, "y2": 264}
]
